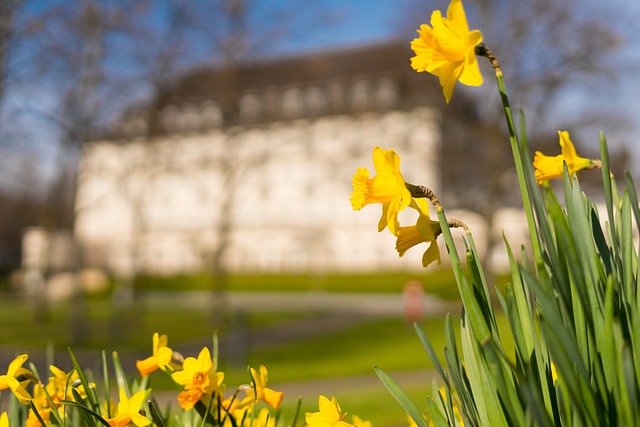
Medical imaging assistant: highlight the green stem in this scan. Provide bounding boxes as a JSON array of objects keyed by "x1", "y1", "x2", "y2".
[{"x1": 476, "y1": 43, "x2": 543, "y2": 268}]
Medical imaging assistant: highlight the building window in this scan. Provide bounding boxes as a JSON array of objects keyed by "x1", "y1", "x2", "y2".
[
  {"x1": 200, "y1": 101, "x2": 223, "y2": 128},
  {"x1": 239, "y1": 93, "x2": 261, "y2": 122},
  {"x1": 375, "y1": 78, "x2": 399, "y2": 109},
  {"x1": 326, "y1": 82, "x2": 344, "y2": 112},
  {"x1": 304, "y1": 86, "x2": 326, "y2": 115},
  {"x1": 160, "y1": 105, "x2": 179, "y2": 132},
  {"x1": 349, "y1": 79, "x2": 371, "y2": 110},
  {"x1": 123, "y1": 110, "x2": 147, "y2": 136},
  {"x1": 281, "y1": 88, "x2": 303, "y2": 118},
  {"x1": 180, "y1": 103, "x2": 200, "y2": 130}
]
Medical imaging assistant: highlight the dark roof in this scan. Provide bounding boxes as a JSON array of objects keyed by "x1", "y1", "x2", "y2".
[
  {"x1": 109, "y1": 39, "x2": 453, "y2": 138},
  {"x1": 162, "y1": 39, "x2": 439, "y2": 106}
]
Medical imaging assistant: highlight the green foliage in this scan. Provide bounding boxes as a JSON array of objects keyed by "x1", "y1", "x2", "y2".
[{"x1": 384, "y1": 52, "x2": 640, "y2": 427}]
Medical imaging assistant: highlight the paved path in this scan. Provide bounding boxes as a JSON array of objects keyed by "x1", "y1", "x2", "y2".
[{"x1": 141, "y1": 290, "x2": 460, "y2": 316}]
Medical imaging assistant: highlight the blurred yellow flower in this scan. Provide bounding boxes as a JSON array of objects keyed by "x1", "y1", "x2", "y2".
[
  {"x1": 352, "y1": 415, "x2": 372, "y2": 427},
  {"x1": 107, "y1": 388, "x2": 151, "y2": 427},
  {"x1": 396, "y1": 198, "x2": 441, "y2": 268},
  {"x1": 0, "y1": 354, "x2": 33, "y2": 404},
  {"x1": 0, "y1": 412, "x2": 8, "y2": 427},
  {"x1": 351, "y1": 146, "x2": 412, "y2": 235},
  {"x1": 136, "y1": 332, "x2": 176, "y2": 376},
  {"x1": 533, "y1": 130, "x2": 600, "y2": 184},
  {"x1": 306, "y1": 395, "x2": 355, "y2": 427},
  {"x1": 550, "y1": 362, "x2": 558, "y2": 385},
  {"x1": 49, "y1": 365, "x2": 92, "y2": 402},
  {"x1": 249, "y1": 407, "x2": 277, "y2": 427},
  {"x1": 177, "y1": 389, "x2": 203, "y2": 411},
  {"x1": 26, "y1": 383, "x2": 53, "y2": 427},
  {"x1": 246, "y1": 365, "x2": 284, "y2": 409},
  {"x1": 410, "y1": 0, "x2": 483, "y2": 103}
]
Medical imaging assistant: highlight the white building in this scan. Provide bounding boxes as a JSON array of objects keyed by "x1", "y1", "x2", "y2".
[{"x1": 73, "y1": 42, "x2": 451, "y2": 276}]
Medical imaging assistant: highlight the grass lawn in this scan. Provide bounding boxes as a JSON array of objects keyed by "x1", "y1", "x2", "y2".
[
  {"x1": 0, "y1": 271, "x2": 515, "y2": 427},
  {"x1": 133, "y1": 269, "x2": 471, "y2": 300}
]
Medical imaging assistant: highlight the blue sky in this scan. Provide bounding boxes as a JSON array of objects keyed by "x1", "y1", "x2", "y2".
[{"x1": 3, "y1": 0, "x2": 640, "y2": 194}]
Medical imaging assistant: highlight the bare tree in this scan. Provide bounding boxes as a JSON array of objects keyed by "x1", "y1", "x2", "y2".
[
  {"x1": 111, "y1": 0, "x2": 334, "y2": 329},
  {"x1": 7, "y1": 0, "x2": 144, "y2": 340}
]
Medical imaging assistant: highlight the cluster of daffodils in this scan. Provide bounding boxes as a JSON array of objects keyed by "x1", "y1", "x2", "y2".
[
  {"x1": 136, "y1": 332, "x2": 285, "y2": 426},
  {"x1": 353, "y1": 0, "x2": 612, "y2": 426},
  {"x1": 0, "y1": 333, "x2": 372, "y2": 427},
  {"x1": 0, "y1": 353, "x2": 96, "y2": 427},
  {"x1": 352, "y1": 0, "x2": 601, "y2": 269},
  {"x1": 350, "y1": 146, "x2": 443, "y2": 268}
]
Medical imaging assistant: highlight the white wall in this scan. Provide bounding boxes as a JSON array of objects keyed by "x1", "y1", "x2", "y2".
[{"x1": 74, "y1": 108, "x2": 442, "y2": 275}]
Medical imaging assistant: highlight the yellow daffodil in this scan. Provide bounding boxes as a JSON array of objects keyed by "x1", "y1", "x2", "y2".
[
  {"x1": 172, "y1": 347, "x2": 224, "y2": 410},
  {"x1": 171, "y1": 347, "x2": 222, "y2": 393},
  {"x1": 533, "y1": 130, "x2": 601, "y2": 184},
  {"x1": 26, "y1": 383, "x2": 55, "y2": 427},
  {"x1": 352, "y1": 415, "x2": 372, "y2": 427},
  {"x1": 49, "y1": 365, "x2": 92, "y2": 402},
  {"x1": 351, "y1": 146, "x2": 412, "y2": 235},
  {"x1": 0, "y1": 354, "x2": 33, "y2": 404},
  {"x1": 136, "y1": 332, "x2": 176, "y2": 376},
  {"x1": 410, "y1": 0, "x2": 483, "y2": 103},
  {"x1": 177, "y1": 389, "x2": 204, "y2": 411},
  {"x1": 306, "y1": 395, "x2": 355, "y2": 427},
  {"x1": 107, "y1": 388, "x2": 151, "y2": 427},
  {"x1": 245, "y1": 365, "x2": 284, "y2": 409},
  {"x1": 0, "y1": 412, "x2": 8, "y2": 427},
  {"x1": 257, "y1": 407, "x2": 278, "y2": 427},
  {"x1": 396, "y1": 198, "x2": 442, "y2": 268}
]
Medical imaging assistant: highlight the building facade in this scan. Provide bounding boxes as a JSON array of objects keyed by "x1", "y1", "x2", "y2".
[{"x1": 74, "y1": 41, "x2": 446, "y2": 275}]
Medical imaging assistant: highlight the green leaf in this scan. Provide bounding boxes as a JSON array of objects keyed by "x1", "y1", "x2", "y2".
[
  {"x1": 414, "y1": 323, "x2": 448, "y2": 385},
  {"x1": 374, "y1": 366, "x2": 429, "y2": 427},
  {"x1": 148, "y1": 399, "x2": 168, "y2": 427},
  {"x1": 437, "y1": 207, "x2": 490, "y2": 342},
  {"x1": 600, "y1": 132, "x2": 616, "y2": 233},
  {"x1": 424, "y1": 398, "x2": 450, "y2": 427},
  {"x1": 68, "y1": 347, "x2": 101, "y2": 412},
  {"x1": 459, "y1": 317, "x2": 508, "y2": 427},
  {"x1": 290, "y1": 396, "x2": 303, "y2": 427},
  {"x1": 60, "y1": 399, "x2": 111, "y2": 427},
  {"x1": 111, "y1": 351, "x2": 130, "y2": 397},
  {"x1": 101, "y1": 350, "x2": 112, "y2": 419},
  {"x1": 28, "y1": 400, "x2": 49, "y2": 427}
]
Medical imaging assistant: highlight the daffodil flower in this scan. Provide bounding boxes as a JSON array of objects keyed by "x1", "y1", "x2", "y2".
[
  {"x1": 0, "y1": 354, "x2": 33, "y2": 404},
  {"x1": 0, "y1": 412, "x2": 8, "y2": 427},
  {"x1": 410, "y1": 0, "x2": 483, "y2": 103},
  {"x1": 351, "y1": 146, "x2": 412, "y2": 235},
  {"x1": 305, "y1": 395, "x2": 355, "y2": 427},
  {"x1": 49, "y1": 365, "x2": 93, "y2": 402},
  {"x1": 396, "y1": 198, "x2": 442, "y2": 268},
  {"x1": 107, "y1": 388, "x2": 151, "y2": 427},
  {"x1": 136, "y1": 332, "x2": 176, "y2": 376},
  {"x1": 26, "y1": 383, "x2": 54, "y2": 427},
  {"x1": 246, "y1": 365, "x2": 284, "y2": 409},
  {"x1": 533, "y1": 130, "x2": 601, "y2": 184},
  {"x1": 177, "y1": 389, "x2": 203, "y2": 411},
  {"x1": 171, "y1": 346, "x2": 224, "y2": 410},
  {"x1": 352, "y1": 415, "x2": 372, "y2": 427}
]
